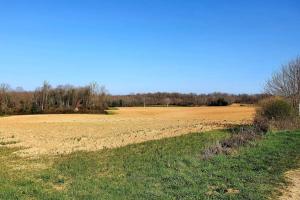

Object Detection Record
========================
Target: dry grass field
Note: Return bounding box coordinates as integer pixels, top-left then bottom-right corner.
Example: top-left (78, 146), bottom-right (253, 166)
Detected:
top-left (0, 104), bottom-right (255, 157)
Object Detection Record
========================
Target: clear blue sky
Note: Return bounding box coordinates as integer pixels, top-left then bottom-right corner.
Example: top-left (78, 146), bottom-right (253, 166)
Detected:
top-left (1, 0), bottom-right (299, 94)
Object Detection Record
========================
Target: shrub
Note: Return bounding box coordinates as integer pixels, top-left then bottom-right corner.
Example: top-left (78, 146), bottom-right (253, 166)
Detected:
top-left (207, 98), bottom-right (229, 106)
top-left (253, 115), bottom-right (270, 133)
top-left (31, 102), bottom-right (40, 114)
top-left (202, 126), bottom-right (260, 160)
top-left (258, 97), bottom-right (293, 120)
top-left (202, 141), bottom-right (225, 160)
top-left (222, 131), bottom-right (257, 147)
top-left (270, 117), bottom-right (300, 130)
top-left (255, 97), bottom-right (299, 131)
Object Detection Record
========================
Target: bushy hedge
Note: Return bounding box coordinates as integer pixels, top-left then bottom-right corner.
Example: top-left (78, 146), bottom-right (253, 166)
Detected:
top-left (207, 98), bottom-right (229, 106)
top-left (258, 97), bottom-right (293, 120)
top-left (255, 97), bottom-right (299, 130)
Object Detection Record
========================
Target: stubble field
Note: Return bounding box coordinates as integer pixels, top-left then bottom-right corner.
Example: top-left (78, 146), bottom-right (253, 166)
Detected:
top-left (0, 105), bottom-right (255, 157)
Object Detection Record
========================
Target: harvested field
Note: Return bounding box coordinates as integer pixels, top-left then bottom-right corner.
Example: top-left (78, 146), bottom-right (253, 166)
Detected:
top-left (0, 105), bottom-right (255, 157)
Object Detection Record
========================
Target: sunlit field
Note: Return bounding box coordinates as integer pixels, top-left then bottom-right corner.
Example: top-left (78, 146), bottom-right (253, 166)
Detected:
top-left (0, 105), bottom-right (255, 157)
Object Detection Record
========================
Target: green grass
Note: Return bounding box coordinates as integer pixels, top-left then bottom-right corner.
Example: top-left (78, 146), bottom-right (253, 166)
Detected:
top-left (0, 130), bottom-right (299, 199)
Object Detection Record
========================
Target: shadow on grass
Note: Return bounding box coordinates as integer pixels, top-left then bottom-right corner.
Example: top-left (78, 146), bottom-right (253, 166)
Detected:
top-left (0, 130), bottom-right (299, 200)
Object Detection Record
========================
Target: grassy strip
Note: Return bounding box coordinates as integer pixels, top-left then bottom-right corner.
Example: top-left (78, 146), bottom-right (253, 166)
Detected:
top-left (0, 130), bottom-right (299, 199)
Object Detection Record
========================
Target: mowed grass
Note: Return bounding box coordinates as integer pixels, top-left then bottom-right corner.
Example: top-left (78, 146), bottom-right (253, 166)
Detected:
top-left (0, 130), bottom-right (299, 200)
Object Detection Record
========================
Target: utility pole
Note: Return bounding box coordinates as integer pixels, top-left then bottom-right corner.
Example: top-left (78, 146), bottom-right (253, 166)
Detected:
top-left (143, 96), bottom-right (146, 108)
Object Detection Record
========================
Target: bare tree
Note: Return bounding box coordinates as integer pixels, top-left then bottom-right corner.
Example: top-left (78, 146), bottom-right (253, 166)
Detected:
top-left (266, 56), bottom-right (300, 113)
top-left (41, 81), bottom-right (51, 111)
top-left (163, 97), bottom-right (171, 107)
top-left (0, 81), bottom-right (108, 115)
top-left (0, 83), bottom-right (11, 114)
top-left (106, 92), bottom-right (266, 107)
top-left (88, 82), bottom-right (107, 111)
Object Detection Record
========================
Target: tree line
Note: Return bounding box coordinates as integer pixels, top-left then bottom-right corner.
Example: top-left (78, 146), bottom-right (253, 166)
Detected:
top-left (0, 82), bottom-right (107, 115)
top-left (107, 56), bottom-right (300, 109)
top-left (0, 81), bottom-right (268, 115)
top-left (2, 56), bottom-right (299, 115)
top-left (106, 92), bottom-right (268, 107)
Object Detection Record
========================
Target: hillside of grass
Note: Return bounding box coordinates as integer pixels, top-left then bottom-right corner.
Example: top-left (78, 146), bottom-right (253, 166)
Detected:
top-left (0, 130), bottom-right (299, 199)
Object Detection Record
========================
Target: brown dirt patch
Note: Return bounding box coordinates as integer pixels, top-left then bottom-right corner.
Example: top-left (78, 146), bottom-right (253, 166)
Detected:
top-left (0, 105), bottom-right (255, 157)
top-left (278, 168), bottom-right (300, 200)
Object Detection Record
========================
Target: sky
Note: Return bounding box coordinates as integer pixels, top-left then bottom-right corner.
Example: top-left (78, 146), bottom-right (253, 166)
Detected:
top-left (0, 0), bottom-right (300, 94)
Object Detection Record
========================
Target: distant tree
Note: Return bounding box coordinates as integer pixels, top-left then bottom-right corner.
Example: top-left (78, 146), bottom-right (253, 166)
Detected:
top-left (0, 82), bottom-right (108, 115)
top-left (41, 81), bottom-right (51, 111)
top-left (31, 102), bottom-right (39, 114)
top-left (207, 98), bottom-right (229, 106)
top-left (106, 92), bottom-right (265, 108)
top-left (163, 97), bottom-right (171, 107)
top-left (0, 83), bottom-right (11, 115)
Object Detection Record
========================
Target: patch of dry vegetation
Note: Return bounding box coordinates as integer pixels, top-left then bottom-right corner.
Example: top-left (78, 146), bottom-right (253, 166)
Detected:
top-left (279, 168), bottom-right (300, 200)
